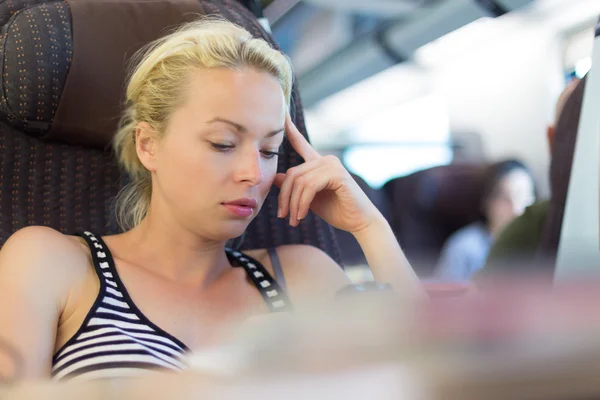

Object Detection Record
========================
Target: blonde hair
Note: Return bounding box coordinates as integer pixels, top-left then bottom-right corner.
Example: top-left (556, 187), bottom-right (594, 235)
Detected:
top-left (113, 18), bottom-right (293, 231)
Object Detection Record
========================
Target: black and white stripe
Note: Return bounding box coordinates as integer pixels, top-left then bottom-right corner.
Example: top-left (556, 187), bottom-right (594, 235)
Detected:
top-left (226, 250), bottom-right (291, 312)
top-left (51, 232), bottom-right (188, 381)
top-left (51, 231), bottom-right (291, 381)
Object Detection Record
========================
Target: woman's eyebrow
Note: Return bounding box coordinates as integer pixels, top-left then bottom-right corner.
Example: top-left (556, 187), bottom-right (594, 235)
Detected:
top-left (266, 128), bottom-right (285, 138)
top-left (207, 117), bottom-right (284, 137)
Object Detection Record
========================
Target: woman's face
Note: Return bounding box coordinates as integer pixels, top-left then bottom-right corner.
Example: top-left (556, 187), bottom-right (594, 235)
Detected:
top-left (142, 67), bottom-right (286, 241)
top-left (486, 169), bottom-right (536, 233)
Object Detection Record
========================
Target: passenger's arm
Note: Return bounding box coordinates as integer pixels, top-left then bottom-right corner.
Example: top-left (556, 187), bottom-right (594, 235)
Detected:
top-left (433, 238), bottom-right (470, 281)
top-left (0, 227), bottom-right (80, 379)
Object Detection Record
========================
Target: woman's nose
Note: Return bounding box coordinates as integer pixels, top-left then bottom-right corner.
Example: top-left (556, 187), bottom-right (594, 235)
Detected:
top-left (234, 149), bottom-right (264, 185)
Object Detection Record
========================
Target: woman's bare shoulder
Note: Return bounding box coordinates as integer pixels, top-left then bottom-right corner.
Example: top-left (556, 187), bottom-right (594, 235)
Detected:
top-left (246, 244), bottom-right (349, 301)
top-left (2, 225), bottom-right (88, 255)
top-left (0, 227), bottom-right (96, 377)
top-left (0, 226), bottom-right (92, 288)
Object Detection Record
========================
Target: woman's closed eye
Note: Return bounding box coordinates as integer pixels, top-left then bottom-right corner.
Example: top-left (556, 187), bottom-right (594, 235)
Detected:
top-left (210, 142), bottom-right (235, 152)
top-left (260, 150), bottom-right (283, 160)
top-left (209, 142), bottom-right (282, 160)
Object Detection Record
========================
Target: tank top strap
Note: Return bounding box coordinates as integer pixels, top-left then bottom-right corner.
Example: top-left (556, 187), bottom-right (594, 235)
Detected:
top-left (267, 247), bottom-right (286, 291)
top-left (226, 248), bottom-right (292, 313)
top-left (73, 231), bottom-right (189, 350)
top-left (76, 233), bottom-right (292, 314)
top-left (76, 231), bottom-right (125, 298)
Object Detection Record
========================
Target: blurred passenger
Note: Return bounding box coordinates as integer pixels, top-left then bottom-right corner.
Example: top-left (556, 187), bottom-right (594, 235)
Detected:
top-left (482, 78), bottom-right (581, 275)
top-left (434, 160), bottom-right (536, 281)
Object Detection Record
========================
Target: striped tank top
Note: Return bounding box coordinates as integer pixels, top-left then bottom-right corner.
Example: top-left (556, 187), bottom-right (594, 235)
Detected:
top-left (51, 231), bottom-right (291, 381)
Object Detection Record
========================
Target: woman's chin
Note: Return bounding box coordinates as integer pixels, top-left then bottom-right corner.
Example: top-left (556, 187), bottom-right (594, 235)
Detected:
top-left (190, 216), bottom-right (254, 243)
top-left (217, 222), bottom-right (251, 242)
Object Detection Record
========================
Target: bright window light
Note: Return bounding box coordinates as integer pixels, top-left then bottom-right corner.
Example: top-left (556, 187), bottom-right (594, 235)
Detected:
top-left (344, 145), bottom-right (453, 188)
top-left (350, 94), bottom-right (450, 144)
top-left (305, 64), bottom-right (429, 146)
top-left (415, 17), bottom-right (494, 66)
top-left (315, 92), bottom-right (453, 188)
top-left (575, 57), bottom-right (592, 78)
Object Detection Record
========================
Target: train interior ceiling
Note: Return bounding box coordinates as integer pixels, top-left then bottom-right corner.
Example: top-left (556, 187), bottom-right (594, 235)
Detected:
top-left (257, 0), bottom-right (600, 278)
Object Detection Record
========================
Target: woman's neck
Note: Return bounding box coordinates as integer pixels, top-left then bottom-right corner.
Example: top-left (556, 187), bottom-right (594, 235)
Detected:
top-left (114, 211), bottom-right (232, 288)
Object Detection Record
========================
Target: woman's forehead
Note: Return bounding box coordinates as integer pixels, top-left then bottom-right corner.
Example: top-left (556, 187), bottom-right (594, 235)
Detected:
top-left (178, 68), bottom-right (285, 121)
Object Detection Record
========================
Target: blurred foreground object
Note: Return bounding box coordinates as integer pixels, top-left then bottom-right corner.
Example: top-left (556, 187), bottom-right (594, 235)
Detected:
top-left (5, 277), bottom-right (600, 399)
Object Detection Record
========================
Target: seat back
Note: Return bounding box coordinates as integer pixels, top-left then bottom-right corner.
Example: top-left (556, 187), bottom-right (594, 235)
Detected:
top-left (0, 0), bottom-right (341, 264)
top-left (382, 164), bottom-right (487, 276)
top-left (538, 76), bottom-right (587, 271)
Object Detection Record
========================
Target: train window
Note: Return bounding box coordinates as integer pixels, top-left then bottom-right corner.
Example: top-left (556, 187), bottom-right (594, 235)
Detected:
top-left (343, 144), bottom-right (452, 188)
top-left (308, 92), bottom-right (453, 187)
top-left (563, 25), bottom-right (595, 79)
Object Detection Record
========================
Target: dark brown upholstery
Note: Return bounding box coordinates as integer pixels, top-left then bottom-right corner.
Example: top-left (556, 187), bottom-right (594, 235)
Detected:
top-left (536, 77), bottom-right (587, 269)
top-left (0, 0), bottom-right (342, 265)
top-left (0, 122), bottom-right (121, 240)
top-left (382, 164), bottom-right (487, 276)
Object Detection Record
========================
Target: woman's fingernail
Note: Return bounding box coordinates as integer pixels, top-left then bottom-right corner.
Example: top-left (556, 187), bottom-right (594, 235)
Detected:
top-left (277, 209), bottom-right (283, 218)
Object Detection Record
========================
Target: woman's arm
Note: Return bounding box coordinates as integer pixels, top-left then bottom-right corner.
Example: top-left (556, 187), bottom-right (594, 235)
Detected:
top-left (0, 227), bottom-right (84, 379)
top-left (352, 214), bottom-right (423, 298)
top-left (265, 245), bottom-right (349, 307)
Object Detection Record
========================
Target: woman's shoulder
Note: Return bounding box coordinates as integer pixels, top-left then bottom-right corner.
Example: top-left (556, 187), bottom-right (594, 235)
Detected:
top-left (243, 244), bottom-right (343, 274)
top-left (0, 226), bottom-right (93, 287)
top-left (243, 244), bottom-right (349, 301)
top-left (2, 226), bottom-right (88, 255)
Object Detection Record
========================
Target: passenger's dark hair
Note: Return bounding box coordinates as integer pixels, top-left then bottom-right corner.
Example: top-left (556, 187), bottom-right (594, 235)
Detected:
top-left (479, 159), bottom-right (534, 224)
top-left (536, 76), bottom-right (587, 269)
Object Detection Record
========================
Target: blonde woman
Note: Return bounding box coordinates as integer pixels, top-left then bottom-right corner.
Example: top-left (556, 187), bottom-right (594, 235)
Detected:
top-left (0, 19), bottom-right (420, 380)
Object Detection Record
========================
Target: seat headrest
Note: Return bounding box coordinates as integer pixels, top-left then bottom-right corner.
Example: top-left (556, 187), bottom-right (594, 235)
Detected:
top-left (0, 0), bottom-right (267, 148)
top-left (384, 164), bottom-right (487, 223)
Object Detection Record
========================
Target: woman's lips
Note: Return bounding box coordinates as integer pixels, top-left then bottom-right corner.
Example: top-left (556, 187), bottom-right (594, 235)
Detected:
top-left (222, 204), bottom-right (254, 217)
top-left (222, 198), bottom-right (257, 218)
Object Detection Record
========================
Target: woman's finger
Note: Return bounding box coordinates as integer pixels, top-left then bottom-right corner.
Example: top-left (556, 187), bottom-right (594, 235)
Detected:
top-left (277, 160), bottom-right (321, 218)
top-left (285, 114), bottom-right (321, 162)
top-left (296, 169), bottom-right (328, 222)
top-left (288, 166), bottom-right (329, 226)
top-left (288, 182), bottom-right (305, 227)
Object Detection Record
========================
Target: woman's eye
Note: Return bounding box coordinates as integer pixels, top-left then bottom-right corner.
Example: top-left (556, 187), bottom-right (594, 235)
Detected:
top-left (210, 143), bottom-right (234, 152)
top-left (261, 150), bottom-right (283, 160)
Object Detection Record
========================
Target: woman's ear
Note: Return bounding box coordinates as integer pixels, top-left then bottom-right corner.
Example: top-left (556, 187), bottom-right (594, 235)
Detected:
top-left (135, 122), bottom-right (159, 172)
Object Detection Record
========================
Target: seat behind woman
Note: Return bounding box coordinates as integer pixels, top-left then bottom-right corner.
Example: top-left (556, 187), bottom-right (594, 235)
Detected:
top-left (0, 0), bottom-right (341, 263)
top-left (382, 164), bottom-right (487, 276)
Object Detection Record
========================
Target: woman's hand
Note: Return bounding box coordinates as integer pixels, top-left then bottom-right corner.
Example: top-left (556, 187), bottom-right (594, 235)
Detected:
top-left (274, 114), bottom-right (382, 233)
top-left (274, 115), bottom-right (421, 295)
